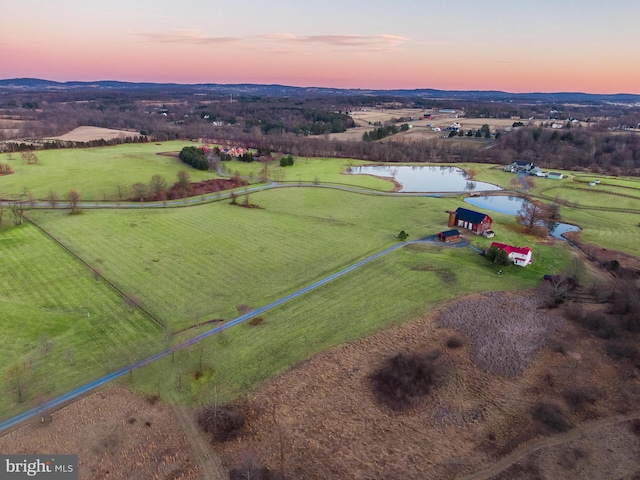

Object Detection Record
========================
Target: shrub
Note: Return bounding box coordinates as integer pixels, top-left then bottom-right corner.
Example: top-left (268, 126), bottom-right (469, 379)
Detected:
top-left (437, 291), bottom-right (564, 376)
top-left (279, 154), bottom-right (294, 167)
top-left (557, 447), bottom-right (588, 470)
top-left (579, 312), bottom-right (620, 339)
top-left (564, 303), bottom-right (583, 321)
top-left (531, 402), bottom-right (570, 433)
top-left (370, 352), bottom-right (442, 411)
top-left (446, 335), bottom-right (464, 349)
top-left (562, 386), bottom-right (599, 410)
top-left (196, 404), bottom-right (245, 442)
top-left (606, 339), bottom-right (640, 365)
top-left (249, 317), bottom-right (264, 327)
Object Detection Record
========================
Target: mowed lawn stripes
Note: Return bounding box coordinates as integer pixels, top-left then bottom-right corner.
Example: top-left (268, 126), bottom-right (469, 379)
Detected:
top-left (28, 189), bottom-right (444, 330)
top-left (0, 224), bottom-right (162, 419)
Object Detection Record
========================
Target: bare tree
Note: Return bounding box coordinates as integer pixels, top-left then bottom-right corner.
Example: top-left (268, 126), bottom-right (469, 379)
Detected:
top-left (177, 170), bottom-right (191, 197)
top-left (5, 363), bottom-right (31, 403)
top-left (132, 182), bottom-right (147, 202)
top-left (465, 168), bottom-right (478, 180)
top-left (66, 189), bottom-right (80, 214)
top-left (10, 197), bottom-right (25, 225)
top-left (39, 334), bottom-right (54, 359)
top-left (114, 184), bottom-right (127, 203)
top-left (148, 174), bottom-right (167, 201)
top-left (517, 200), bottom-right (548, 232)
top-left (47, 190), bottom-right (59, 208)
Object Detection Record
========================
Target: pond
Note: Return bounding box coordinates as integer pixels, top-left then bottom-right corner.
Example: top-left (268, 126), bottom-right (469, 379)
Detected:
top-left (346, 165), bottom-right (502, 193)
top-left (464, 195), bottom-right (580, 240)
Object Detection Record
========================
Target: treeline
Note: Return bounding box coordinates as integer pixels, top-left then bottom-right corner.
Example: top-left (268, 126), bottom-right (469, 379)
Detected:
top-left (362, 124), bottom-right (409, 141)
top-left (492, 125), bottom-right (640, 175)
top-left (2, 88), bottom-right (640, 174)
top-left (2, 135), bottom-right (148, 152)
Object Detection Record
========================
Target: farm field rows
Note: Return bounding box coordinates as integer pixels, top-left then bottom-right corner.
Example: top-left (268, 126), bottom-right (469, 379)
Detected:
top-left (27, 189), bottom-right (463, 330)
top-left (0, 223), bottom-right (163, 419)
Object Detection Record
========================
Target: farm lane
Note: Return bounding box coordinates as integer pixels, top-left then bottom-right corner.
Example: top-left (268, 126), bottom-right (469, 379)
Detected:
top-left (1, 180), bottom-right (467, 212)
top-left (0, 233), bottom-right (449, 434)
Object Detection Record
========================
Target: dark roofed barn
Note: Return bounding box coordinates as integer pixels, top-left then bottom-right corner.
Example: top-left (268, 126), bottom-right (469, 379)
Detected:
top-left (437, 229), bottom-right (461, 242)
top-left (448, 207), bottom-right (493, 235)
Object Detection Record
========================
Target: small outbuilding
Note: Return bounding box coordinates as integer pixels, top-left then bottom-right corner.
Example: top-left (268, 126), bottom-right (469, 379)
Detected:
top-left (437, 229), bottom-right (461, 242)
top-left (548, 172), bottom-right (564, 180)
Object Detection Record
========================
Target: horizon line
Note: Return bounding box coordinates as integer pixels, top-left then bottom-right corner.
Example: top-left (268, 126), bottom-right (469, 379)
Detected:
top-left (1, 77), bottom-right (639, 97)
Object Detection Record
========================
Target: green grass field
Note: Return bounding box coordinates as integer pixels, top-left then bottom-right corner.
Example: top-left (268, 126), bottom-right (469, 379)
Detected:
top-left (1, 142), bottom-right (636, 420)
top-left (27, 189), bottom-right (476, 330)
top-left (130, 238), bottom-right (573, 405)
top-left (0, 223), bottom-right (162, 418)
top-left (0, 141), bottom-right (214, 201)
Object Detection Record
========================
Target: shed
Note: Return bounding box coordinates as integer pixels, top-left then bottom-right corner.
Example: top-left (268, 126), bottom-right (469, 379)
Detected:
top-left (437, 229), bottom-right (461, 242)
top-left (548, 172), bottom-right (564, 180)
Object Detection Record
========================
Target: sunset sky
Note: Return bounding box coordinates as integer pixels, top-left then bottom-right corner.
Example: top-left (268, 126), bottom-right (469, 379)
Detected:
top-left (2, 0), bottom-right (639, 94)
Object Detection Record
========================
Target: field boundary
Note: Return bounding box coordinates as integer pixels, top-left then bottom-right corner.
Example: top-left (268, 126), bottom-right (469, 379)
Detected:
top-left (24, 214), bottom-right (167, 329)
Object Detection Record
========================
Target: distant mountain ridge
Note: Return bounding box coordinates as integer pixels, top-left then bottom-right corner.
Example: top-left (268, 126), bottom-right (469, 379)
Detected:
top-left (1, 78), bottom-right (639, 103)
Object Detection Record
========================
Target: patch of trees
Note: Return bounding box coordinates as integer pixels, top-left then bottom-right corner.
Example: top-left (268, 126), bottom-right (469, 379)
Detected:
top-left (492, 124), bottom-right (640, 175)
top-left (485, 246), bottom-right (511, 266)
top-left (178, 146), bottom-right (209, 170)
top-left (1, 136), bottom-right (148, 152)
top-left (370, 351), bottom-right (444, 411)
top-left (362, 124), bottom-right (399, 141)
top-left (279, 154), bottom-right (294, 167)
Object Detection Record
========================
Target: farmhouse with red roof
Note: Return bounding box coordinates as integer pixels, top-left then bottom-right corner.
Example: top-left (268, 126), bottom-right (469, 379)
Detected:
top-left (490, 242), bottom-right (533, 267)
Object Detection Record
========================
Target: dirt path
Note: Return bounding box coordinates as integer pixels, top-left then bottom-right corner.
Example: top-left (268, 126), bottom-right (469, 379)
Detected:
top-left (170, 404), bottom-right (228, 480)
top-left (458, 412), bottom-right (640, 480)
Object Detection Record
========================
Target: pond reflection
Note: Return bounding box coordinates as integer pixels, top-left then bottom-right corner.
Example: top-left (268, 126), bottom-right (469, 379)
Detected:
top-left (346, 165), bottom-right (502, 193)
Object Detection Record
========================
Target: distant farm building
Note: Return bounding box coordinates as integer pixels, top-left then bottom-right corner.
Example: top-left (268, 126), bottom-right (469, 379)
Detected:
top-left (505, 161), bottom-right (534, 173)
top-left (547, 172), bottom-right (564, 180)
top-left (448, 207), bottom-right (493, 235)
top-left (436, 229), bottom-right (461, 242)
top-left (490, 242), bottom-right (532, 267)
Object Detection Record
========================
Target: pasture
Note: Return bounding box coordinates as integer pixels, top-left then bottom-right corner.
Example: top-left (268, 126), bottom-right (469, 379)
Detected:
top-left (27, 189), bottom-right (470, 330)
top-left (129, 237), bottom-right (572, 406)
top-left (0, 141), bottom-right (213, 201)
top-left (0, 223), bottom-right (162, 419)
top-left (2, 141), bottom-right (638, 422)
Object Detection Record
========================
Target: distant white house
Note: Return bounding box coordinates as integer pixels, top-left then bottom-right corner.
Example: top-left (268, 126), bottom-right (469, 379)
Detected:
top-left (551, 122), bottom-right (564, 129)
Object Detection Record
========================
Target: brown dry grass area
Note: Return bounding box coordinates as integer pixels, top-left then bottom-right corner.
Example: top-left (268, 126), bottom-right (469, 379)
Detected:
top-left (218, 291), bottom-right (640, 479)
top-left (48, 126), bottom-right (142, 142)
top-left (0, 388), bottom-right (201, 480)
